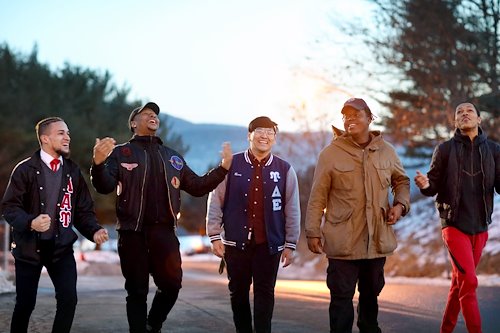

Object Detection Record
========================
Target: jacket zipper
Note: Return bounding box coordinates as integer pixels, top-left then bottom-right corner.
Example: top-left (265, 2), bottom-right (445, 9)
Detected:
top-left (135, 150), bottom-right (148, 231)
top-left (362, 148), bottom-right (371, 252)
top-left (479, 147), bottom-right (488, 223)
top-left (158, 151), bottom-right (177, 228)
top-left (470, 144), bottom-right (477, 219)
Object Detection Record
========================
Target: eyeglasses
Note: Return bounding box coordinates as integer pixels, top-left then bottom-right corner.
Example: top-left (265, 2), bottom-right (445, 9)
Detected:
top-left (253, 128), bottom-right (276, 137)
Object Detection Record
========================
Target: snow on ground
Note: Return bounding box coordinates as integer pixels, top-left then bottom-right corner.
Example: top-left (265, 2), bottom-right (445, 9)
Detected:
top-left (179, 253), bottom-right (500, 287)
top-left (2, 251), bottom-right (500, 295)
top-left (1, 195), bottom-right (500, 295)
top-left (0, 271), bottom-right (15, 294)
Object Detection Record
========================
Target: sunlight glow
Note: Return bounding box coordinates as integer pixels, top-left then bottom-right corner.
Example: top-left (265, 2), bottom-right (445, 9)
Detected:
top-left (285, 68), bottom-right (354, 132)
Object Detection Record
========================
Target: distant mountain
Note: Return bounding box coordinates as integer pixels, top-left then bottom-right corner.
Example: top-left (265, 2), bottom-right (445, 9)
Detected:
top-left (163, 114), bottom-right (428, 196)
top-left (165, 115), bottom-right (249, 173)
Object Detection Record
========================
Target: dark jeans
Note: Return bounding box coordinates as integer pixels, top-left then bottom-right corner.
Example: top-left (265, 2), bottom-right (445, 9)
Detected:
top-left (11, 244), bottom-right (77, 333)
top-left (118, 225), bottom-right (182, 333)
top-left (224, 243), bottom-right (281, 333)
top-left (327, 257), bottom-right (386, 333)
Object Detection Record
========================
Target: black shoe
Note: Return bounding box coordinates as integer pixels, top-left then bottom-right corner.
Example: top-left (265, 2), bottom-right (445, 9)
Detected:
top-left (146, 324), bottom-right (161, 333)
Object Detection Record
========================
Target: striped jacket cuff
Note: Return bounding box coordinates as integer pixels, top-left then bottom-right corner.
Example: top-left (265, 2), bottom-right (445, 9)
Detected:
top-left (209, 234), bottom-right (221, 242)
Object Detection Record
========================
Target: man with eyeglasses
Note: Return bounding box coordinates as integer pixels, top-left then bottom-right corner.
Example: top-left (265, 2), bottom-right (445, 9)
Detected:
top-left (305, 98), bottom-right (410, 333)
top-left (206, 116), bottom-right (300, 333)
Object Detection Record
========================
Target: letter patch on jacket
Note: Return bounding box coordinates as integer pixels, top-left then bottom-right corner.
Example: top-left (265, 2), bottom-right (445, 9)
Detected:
top-left (170, 156), bottom-right (184, 170)
top-left (272, 185), bottom-right (282, 211)
top-left (269, 171), bottom-right (280, 182)
top-left (59, 177), bottom-right (73, 228)
top-left (121, 163), bottom-right (138, 171)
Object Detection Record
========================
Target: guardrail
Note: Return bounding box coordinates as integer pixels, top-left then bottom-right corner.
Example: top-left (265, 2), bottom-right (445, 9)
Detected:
top-left (1, 218), bottom-right (10, 273)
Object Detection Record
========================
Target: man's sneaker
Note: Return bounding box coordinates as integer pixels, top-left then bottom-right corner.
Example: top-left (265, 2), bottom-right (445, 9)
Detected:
top-left (146, 324), bottom-right (161, 333)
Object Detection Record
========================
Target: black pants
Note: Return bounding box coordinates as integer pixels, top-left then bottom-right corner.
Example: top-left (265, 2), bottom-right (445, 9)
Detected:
top-left (118, 225), bottom-right (182, 333)
top-left (11, 245), bottom-right (77, 333)
top-left (327, 258), bottom-right (386, 333)
top-left (225, 243), bottom-right (281, 333)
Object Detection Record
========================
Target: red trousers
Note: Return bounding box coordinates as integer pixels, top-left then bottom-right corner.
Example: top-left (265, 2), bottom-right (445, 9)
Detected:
top-left (440, 226), bottom-right (488, 333)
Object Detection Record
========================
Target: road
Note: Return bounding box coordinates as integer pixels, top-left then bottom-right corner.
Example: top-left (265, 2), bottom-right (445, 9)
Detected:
top-left (0, 259), bottom-right (499, 332)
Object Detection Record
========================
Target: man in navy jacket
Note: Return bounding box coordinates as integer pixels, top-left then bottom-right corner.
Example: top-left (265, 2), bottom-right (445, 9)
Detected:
top-left (206, 116), bottom-right (300, 333)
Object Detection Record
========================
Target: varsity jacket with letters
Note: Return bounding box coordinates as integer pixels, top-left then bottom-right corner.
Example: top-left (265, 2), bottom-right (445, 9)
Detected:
top-left (206, 150), bottom-right (301, 255)
top-left (1, 151), bottom-right (103, 265)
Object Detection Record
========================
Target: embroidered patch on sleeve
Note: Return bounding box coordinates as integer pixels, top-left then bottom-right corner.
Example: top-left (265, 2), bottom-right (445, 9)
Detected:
top-left (120, 146), bottom-right (132, 157)
top-left (169, 156), bottom-right (184, 170)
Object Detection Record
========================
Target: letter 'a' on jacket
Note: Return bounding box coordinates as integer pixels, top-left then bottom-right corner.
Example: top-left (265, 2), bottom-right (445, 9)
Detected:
top-left (305, 130), bottom-right (411, 260)
top-left (206, 150), bottom-right (301, 255)
top-left (1, 150), bottom-right (103, 265)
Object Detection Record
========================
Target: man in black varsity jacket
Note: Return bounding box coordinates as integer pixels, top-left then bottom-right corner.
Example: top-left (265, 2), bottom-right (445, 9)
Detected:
top-left (206, 116), bottom-right (301, 333)
top-left (1, 117), bottom-right (109, 333)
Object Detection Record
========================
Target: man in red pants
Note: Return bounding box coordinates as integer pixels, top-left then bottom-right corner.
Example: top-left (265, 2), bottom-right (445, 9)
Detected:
top-left (415, 102), bottom-right (500, 333)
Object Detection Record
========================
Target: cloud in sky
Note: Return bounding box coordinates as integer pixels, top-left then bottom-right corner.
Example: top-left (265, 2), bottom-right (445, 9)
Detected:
top-left (0, 0), bottom-right (373, 131)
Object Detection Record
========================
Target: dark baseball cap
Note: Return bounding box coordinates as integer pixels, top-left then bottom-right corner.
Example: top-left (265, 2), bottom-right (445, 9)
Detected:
top-left (248, 116), bottom-right (278, 132)
top-left (128, 102), bottom-right (160, 132)
top-left (341, 98), bottom-right (372, 116)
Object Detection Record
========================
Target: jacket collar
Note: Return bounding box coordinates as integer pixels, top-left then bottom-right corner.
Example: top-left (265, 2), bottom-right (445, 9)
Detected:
top-left (130, 135), bottom-right (163, 146)
top-left (453, 127), bottom-right (486, 145)
top-left (333, 128), bottom-right (383, 151)
top-left (244, 149), bottom-right (274, 166)
top-left (22, 150), bottom-right (69, 172)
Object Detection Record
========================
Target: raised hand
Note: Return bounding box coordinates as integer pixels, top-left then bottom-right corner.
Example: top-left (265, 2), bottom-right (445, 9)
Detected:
top-left (220, 142), bottom-right (233, 170)
top-left (93, 137), bottom-right (116, 165)
top-left (414, 170), bottom-right (430, 189)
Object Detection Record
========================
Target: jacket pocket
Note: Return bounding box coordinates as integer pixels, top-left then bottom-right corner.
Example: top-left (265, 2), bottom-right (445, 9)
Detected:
top-left (11, 231), bottom-right (39, 263)
top-left (332, 163), bottom-right (355, 190)
top-left (373, 212), bottom-right (397, 254)
top-left (321, 210), bottom-right (353, 257)
top-left (374, 160), bottom-right (391, 189)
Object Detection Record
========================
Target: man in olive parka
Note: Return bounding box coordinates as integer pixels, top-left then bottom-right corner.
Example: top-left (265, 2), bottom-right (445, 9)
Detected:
top-left (305, 98), bottom-right (410, 333)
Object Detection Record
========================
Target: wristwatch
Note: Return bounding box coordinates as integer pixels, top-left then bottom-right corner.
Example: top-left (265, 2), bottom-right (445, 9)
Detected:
top-left (397, 202), bottom-right (407, 215)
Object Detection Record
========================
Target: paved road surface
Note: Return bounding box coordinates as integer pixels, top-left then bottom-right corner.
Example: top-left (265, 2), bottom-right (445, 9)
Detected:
top-left (1, 259), bottom-right (499, 332)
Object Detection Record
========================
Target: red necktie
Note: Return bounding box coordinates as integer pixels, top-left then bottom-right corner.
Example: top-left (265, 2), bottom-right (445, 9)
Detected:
top-left (50, 158), bottom-right (60, 172)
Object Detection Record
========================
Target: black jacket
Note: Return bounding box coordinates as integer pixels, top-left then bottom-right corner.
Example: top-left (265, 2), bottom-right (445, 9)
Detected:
top-left (1, 150), bottom-right (103, 265)
top-left (90, 135), bottom-right (227, 231)
top-left (421, 129), bottom-right (500, 231)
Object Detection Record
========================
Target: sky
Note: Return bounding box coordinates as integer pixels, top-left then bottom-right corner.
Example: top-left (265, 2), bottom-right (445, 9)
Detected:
top-left (0, 0), bottom-right (375, 132)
